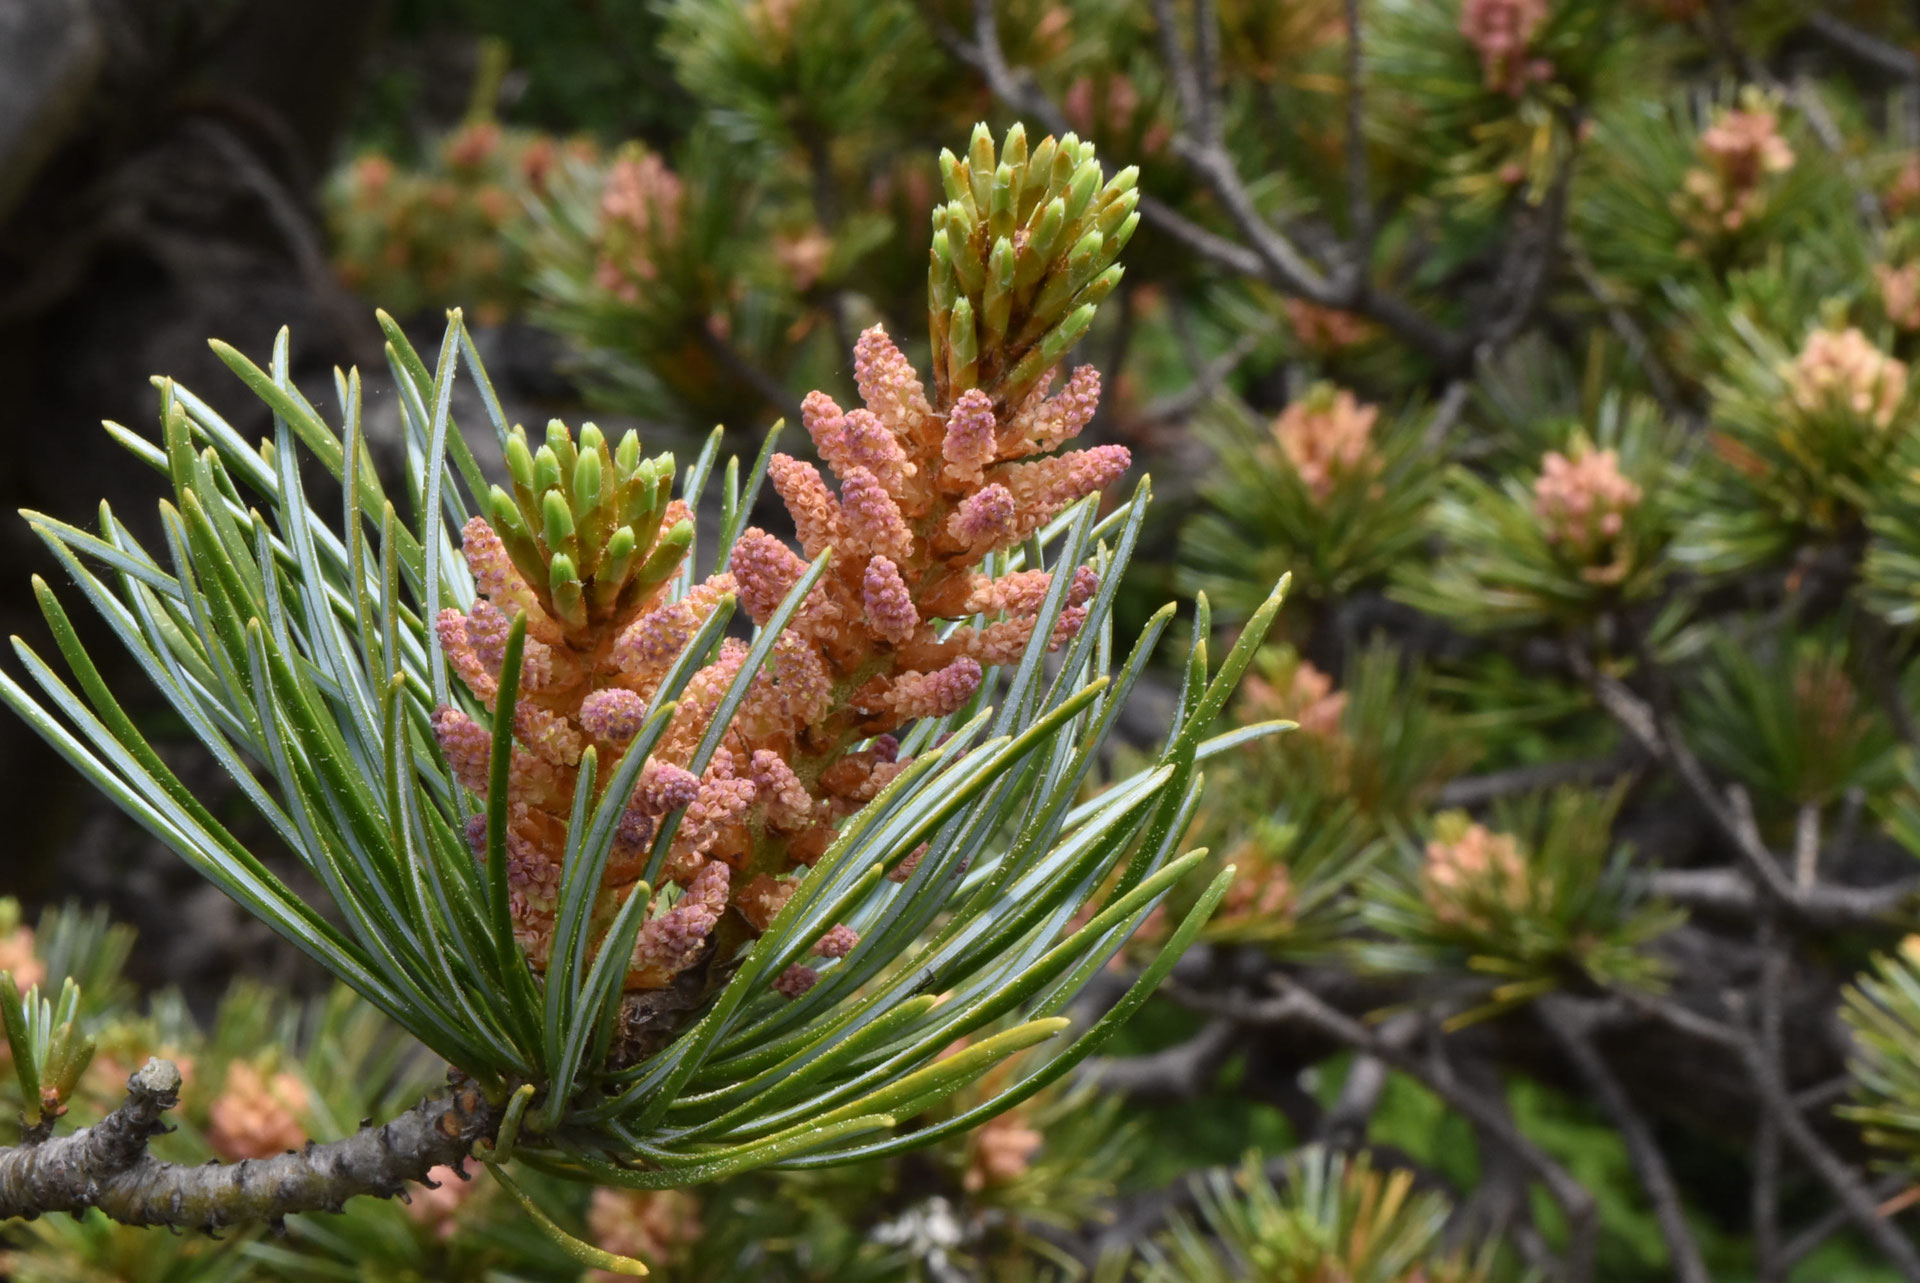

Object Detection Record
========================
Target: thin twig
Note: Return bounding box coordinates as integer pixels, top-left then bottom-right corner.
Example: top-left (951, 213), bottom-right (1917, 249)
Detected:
top-left (1648, 998), bottom-right (1920, 1281)
top-left (1341, 0), bottom-right (1373, 259)
top-left (1130, 330), bottom-right (1264, 428)
top-left (1784, 1174), bottom-right (1917, 1270)
top-left (1150, 0), bottom-right (1205, 142)
top-left (941, 0), bottom-right (1271, 281)
top-left (1804, 12), bottom-right (1920, 79)
top-left (1793, 802), bottom-right (1822, 890)
top-left (1422, 378), bottom-right (1473, 451)
top-left (950, 0), bottom-right (1470, 360)
top-left (1754, 917), bottom-right (1786, 1283)
top-left (1567, 241), bottom-right (1687, 421)
top-left (1539, 1000), bottom-right (1711, 1283)
top-left (1643, 866), bottom-right (1920, 921)
top-left (1570, 643), bottom-right (1919, 926)
top-left (1436, 749), bottom-right (1637, 809)
top-left (1791, 75), bottom-right (1888, 243)
top-left (694, 325), bottom-right (806, 427)
top-left (1079, 1018), bottom-right (1239, 1101)
top-left (1270, 978), bottom-right (1598, 1283)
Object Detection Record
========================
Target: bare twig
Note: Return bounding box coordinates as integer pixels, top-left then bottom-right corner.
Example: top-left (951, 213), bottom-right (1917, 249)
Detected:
top-left (1752, 915), bottom-right (1787, 1283)
top-left (1271, 978), bottom-right (1598, 1283)
top-left (1567, 241), bottom-right (1687, 421)
top-left (1648, 998), bottom-right (1920, 1281)
top-left (1436, 749), bottom-right (1638, 809)
top-left (1644, 866), bottom-right (1920, 921)
top-left (694, 324), bottom-right (806, 427)
top-left (1804, 13), bottom-right (1920, 80)
top-left (187, 120), bottom-right (380, 367)
top-left (1539, 1000), bottom-right (1710, 1283)
top-left (1793, 802), bottom-right (1822, 890)
top-left (1321, 1044), bottom-right (1397, 1147)
top-left (1130, 330), bottom-right (1264, 428)
top-left (0, 1060), bottom-right (498, 1230)
top-left (1479, 146), bottom-right (1579, 353)
top-left (1150, 0), bottom-right (1205, 143)
top-left (1079, 1018), bottom-right (1239, 1101)
top-left (1569, 643), bottom-right (1919, 927)
top-left (940, 0), bottom-right (1271, 280)
top-left (1791, 75), bottom-right (1888, 243)
top-left (1148, 0), bottom-right (1330, 294)
top-left (1422, 377), bottom-right (1474, 451)
top-left (1341, 0), bottom-right (1373, 259)
top-left (1784, 1174), bottom-right (1918, 1270)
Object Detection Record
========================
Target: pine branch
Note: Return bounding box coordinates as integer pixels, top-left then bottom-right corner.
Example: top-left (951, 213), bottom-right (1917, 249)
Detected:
top-left (0, 1059), bottom-right (499, 1231)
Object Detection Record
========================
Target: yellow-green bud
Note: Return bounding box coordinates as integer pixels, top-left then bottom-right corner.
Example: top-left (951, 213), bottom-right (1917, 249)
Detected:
top-left (1072, 264), bottom-right (1125, 316)
top-left (939, 148), bottom-right (968, 204)
top-left (506, 432), bottom-right (536, 493)
top-left (45, 1020), bottom-right (94, 1101)
top-left (967, 122), bottom-right (996, 212)
top-left (983, 237), bottom-right (1016, 345)
top-left (1019, 198), bottom-right (1067, 289)
top-left (944, 199), bottom-right (976, 254)
top-left (1064, 160), bottom-right (1102, 223)
top-left (545, 419), bottom-right (577, 480)
top-left (489, 485), bottom-right (527, 537)
top-left (489, 486), bottom-right (549, 593)
top-left (549, 553), bottom-right (585, 628)
top-left (635, 518), bottom-right (693, 589)
top-left (542, 489), bottom-right (576, 550)
top-left (951, 220), bottom-right (986, 298)
top-left (614, 430), bottom-right (640, 476)
top-left (1003, 122), bottom-right (1028, 181)
top-left (1046, 135), bottom-right (1079, 203)
top-left (947, 295), bottom-right (979, 393)
top-left (650, 455), bottom-right (676, 513)
top-left (533, 444), bottom-right (563, 495)
top-left (1031, 230), bottom-right (1104, 327)
top-left (991, 162), bottom-right (1017, 242)
top-left (1022, 135), bottom-right (1056, 220)
top-left (573, 449), bottom-right (603, 517)
top-left (1095, 188), bottom-right (1139, 240)
top-left (621, 456), bottom-right (666, 529)
top-left (1040, 302), bottom-right (1096, 366)
top-left (593, 525), bottom-right (638, 607)
top-left (930, 238), bottom-right (959, 313)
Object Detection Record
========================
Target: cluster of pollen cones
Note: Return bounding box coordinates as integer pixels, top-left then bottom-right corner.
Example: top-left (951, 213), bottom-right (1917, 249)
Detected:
top-left (431, 325), bottom-right (1126, 994)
